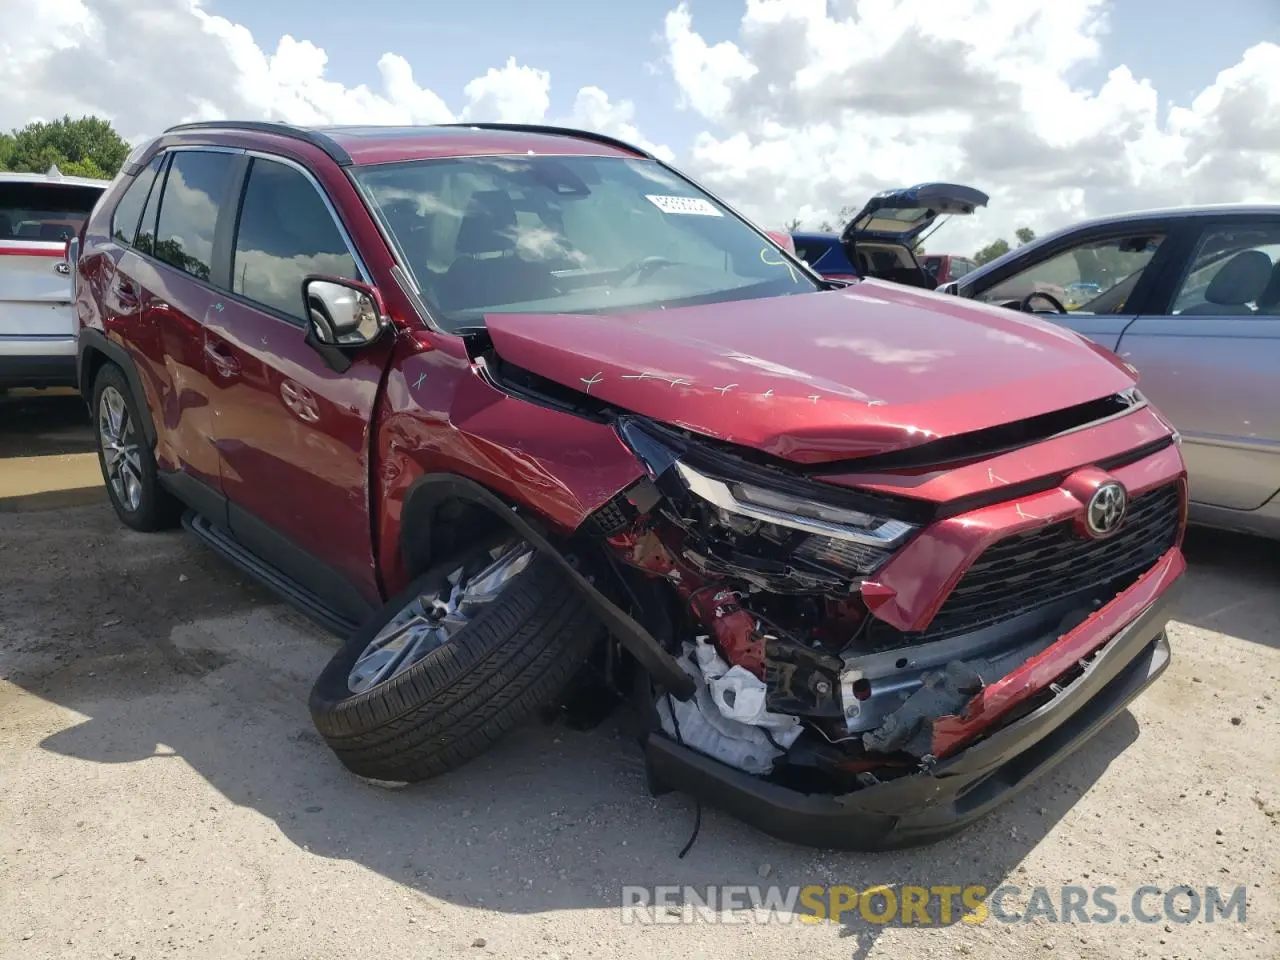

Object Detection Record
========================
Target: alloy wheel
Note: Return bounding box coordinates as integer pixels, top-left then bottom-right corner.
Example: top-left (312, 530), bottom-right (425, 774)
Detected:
top-left (347, 541), bottom-right (535, 694)
top-left (98, 385), bottom-right (143, 512)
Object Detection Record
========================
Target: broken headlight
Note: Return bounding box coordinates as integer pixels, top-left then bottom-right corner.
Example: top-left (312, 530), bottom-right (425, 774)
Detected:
top-left (618, 418), bottom-right (919, 580)
top-left (673, 462), bottom-right (915, 575)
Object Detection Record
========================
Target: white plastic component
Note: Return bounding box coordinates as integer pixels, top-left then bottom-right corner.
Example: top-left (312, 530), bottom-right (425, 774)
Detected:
top-left (709, 666), bottom-right (802, 742)
top-left (656, 644), bottom-right (802, 776)
top-left (694, 636), bottom-right (728, 681)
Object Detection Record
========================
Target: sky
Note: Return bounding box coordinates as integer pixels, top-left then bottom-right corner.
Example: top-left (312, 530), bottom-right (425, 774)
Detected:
top-left (5, 0), bottom-right (1279, 253)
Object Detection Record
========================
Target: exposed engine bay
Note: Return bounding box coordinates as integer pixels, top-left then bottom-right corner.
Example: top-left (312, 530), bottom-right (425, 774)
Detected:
top-left (590, 415), bottom-right (1181, 796)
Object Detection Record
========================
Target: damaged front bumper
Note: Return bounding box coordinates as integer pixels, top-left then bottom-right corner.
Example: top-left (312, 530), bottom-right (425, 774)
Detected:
top-left (642, 549), bottom-right (1184, 850)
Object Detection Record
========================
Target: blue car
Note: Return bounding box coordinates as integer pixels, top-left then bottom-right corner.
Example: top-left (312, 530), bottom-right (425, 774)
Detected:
top-left (792, 182), bottom-right (989, 289)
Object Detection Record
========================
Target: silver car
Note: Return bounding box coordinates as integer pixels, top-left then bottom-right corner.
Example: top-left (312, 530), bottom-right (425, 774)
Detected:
top-left (0, 169), bottom-right (108, 389)
top-left (945, 204), bottom-right (1280, 540)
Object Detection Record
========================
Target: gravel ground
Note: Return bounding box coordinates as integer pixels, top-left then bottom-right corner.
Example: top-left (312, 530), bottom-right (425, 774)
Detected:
top-left (0, 394), bottom-right (1277, 959)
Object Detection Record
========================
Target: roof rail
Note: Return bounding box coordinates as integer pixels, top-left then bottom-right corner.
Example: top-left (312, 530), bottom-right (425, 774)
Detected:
top-left (432, 123), bottom-right (652, 160)
top-left (161, 121), bottom-right (353, 166)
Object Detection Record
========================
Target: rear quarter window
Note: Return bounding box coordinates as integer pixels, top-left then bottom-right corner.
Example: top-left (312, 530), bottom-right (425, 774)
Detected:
top-left (0, 181), bottom-right (104, 243)
top-left (111, 157), bottom-right (164, 247)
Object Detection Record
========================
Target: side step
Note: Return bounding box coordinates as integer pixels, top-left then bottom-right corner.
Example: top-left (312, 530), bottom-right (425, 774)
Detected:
top-left (182, 511), bottom-right (359, 638)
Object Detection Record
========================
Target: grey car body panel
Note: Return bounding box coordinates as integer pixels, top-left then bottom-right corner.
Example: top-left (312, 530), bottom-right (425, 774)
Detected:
top-left (955, 204), bottom-right (1280, 538)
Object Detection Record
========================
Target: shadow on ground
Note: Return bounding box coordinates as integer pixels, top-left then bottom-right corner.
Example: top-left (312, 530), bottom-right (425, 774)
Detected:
top-left (0, 389), bottom-right (103, 512)
top-left (8, 523), bottom-right (1148, 953)
top-left (5, 490), bottom-right (1274, 950)
top-left (0, 389), bottom-right (94, 458)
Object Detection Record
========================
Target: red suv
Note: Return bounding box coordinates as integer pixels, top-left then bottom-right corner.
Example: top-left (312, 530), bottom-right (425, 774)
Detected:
top-left (74, 121), bottom-right (1187, 850)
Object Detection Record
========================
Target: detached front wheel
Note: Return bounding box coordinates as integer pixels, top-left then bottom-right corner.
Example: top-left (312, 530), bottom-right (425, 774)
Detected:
top-left (309, 539), bottom-right (604, 782)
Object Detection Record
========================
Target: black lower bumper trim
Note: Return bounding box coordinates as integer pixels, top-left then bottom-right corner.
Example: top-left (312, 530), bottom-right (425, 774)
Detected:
top-left (644, 577), bottom-right (1181, 850)
top-left (0, 353), bottom-right (77, 388)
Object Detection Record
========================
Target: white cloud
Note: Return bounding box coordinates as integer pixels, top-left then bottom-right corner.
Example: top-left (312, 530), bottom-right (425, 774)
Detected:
top-left (663, 0), bottom-right (1280, 249)
top-left (459, 58), bottom-right (551, 124)
top-left (5, 0), bottom-right (1277, 259)
top-left (0, 0), bottom-right (668, 158)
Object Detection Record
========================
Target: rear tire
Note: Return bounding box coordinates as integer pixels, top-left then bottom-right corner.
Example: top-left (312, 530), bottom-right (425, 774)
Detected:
top-left (309, 543), bottom-right (605, 782)
top-left (92, 363), bottom-right (181, 531)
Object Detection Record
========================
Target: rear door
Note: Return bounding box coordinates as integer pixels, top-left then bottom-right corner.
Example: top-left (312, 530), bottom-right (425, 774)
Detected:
top-left (1116, 217), bottom-right (1280, 511)
top-left (200, 153), bottom-right (391, 613)
top-left (0, 177), bottom-right (105, 356)
top-left (117, 148), bottom-right (241, 515)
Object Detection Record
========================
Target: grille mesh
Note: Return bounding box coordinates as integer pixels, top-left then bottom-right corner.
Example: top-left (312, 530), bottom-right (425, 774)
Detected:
top-left (869, 482), bottom-right (1181, 646)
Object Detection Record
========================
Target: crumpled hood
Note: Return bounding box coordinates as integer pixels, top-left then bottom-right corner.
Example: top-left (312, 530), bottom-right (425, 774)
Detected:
top-left (483, 280), bottom-right (1137, 465)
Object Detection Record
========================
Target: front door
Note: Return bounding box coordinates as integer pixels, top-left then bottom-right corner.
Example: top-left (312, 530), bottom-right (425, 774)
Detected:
top-left (200, 154), bottom-right (392, 616)
top-left (1117, 219), bottom-right (1280, 511)
top-left (964, 228), bottom-right (1172, 350)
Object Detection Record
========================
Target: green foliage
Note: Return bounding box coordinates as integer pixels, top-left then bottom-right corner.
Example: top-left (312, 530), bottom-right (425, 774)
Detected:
top-left (974, 225), bottom-right (1037, 264)
top-left (974, 237), bottom-right (1011, 264)
top-left (0, 115), bottom-right (128, 179)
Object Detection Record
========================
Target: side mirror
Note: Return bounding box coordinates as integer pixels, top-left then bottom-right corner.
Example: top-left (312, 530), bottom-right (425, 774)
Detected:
top-left (936, 281), bottom-right (959, 296)
top-left (302, 276), bottom-right (389, 348)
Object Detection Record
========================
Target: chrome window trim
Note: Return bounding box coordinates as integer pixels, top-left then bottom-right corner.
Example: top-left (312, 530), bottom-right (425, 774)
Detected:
top-left (165, 144), bottom-right (245, 155)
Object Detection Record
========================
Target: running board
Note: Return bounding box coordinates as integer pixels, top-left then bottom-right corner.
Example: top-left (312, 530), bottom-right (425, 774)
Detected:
top-left (182, 511), bottom-right (359, 638)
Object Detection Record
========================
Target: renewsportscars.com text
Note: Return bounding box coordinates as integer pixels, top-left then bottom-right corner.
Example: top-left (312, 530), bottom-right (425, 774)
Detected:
top-left (620, 884), bottom-right (1248, 926)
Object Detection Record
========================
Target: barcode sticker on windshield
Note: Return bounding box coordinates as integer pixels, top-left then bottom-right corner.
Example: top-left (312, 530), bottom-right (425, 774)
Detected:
top-left (645, 195), bottom-right (724, 217)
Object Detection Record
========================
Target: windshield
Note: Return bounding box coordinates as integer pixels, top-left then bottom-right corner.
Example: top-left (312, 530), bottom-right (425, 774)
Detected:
top-left (352, 155), bottom-right (818, 331)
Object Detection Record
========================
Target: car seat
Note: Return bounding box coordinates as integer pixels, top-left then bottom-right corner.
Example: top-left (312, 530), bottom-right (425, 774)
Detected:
top-left (437, 190), bottom-right (555, 311)
top-left (1181, 249), bottom-right (1272, 315)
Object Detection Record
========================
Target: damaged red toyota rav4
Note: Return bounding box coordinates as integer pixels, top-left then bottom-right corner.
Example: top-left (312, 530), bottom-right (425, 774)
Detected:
top-left (74, 122), bottom-right (1187, 849)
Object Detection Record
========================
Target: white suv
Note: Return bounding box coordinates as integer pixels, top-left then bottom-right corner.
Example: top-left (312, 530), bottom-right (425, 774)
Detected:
top-left (1, 168), bottom-right (108, 389)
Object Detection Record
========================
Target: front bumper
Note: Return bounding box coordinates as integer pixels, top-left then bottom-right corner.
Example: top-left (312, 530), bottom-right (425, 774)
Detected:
top-left (643, 551), bottom-right (1183, 851)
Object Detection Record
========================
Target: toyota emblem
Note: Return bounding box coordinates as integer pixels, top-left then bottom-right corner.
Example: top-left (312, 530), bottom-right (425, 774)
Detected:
top-left (1085, 481), bottom-right (1128, 537)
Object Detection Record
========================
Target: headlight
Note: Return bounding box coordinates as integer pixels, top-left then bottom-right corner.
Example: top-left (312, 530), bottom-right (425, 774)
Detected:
top-left (674, 461), bottom-right (915, 548)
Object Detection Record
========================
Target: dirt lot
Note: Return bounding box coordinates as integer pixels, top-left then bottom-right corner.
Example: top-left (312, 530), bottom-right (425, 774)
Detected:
top-left (1, 392), bottom-right (1278, 960)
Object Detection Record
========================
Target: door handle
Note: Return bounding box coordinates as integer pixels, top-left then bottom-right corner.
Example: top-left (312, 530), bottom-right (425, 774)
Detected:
top-left (204, 342), bottom-right (241, 376)
top-left (112, 277), bottom-right (140, 310)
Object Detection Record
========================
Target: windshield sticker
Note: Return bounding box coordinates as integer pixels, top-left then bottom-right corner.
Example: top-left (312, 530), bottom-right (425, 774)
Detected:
top-left (645, 195), bottom-right (724, 217)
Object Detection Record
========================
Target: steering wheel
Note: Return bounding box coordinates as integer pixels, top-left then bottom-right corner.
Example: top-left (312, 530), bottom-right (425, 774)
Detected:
top-left (614, 255), bottom-right (678, 286)
top-left (1020, 291), bottom-right (1068, 314)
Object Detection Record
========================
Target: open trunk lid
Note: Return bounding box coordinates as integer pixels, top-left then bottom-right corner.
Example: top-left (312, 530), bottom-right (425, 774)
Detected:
top-left (839, 183), bottom-right (989, 247)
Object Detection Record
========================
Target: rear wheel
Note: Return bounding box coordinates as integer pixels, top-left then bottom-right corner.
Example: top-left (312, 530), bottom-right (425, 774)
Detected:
top-left (92, 364), bottom-right (181, 531)
top-left (309, 538), bottom-right (605, 782)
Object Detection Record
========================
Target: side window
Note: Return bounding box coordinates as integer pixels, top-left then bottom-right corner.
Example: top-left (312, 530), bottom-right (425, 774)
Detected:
top-left (1169, 224), bottom-right (1280, 316)
top-left (135, 155), bottom-right (168, 257)
top-left (793, 241), bottom-right (823, 265)
top-left (977, 233), bottom-right (1163, 314)
top-left (154, 150), bottom-right (236, 281)
top-left (111, 156), bottom-right (163, 246)
top-left (231, 158), bottom-right (359, 322)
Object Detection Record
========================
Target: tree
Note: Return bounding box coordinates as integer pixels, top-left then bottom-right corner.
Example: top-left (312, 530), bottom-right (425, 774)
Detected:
top-left (1015, 226), bottom-right (1036, 246)
top-left (784, 217), bottom-right (802, 232)
top-left (1, 115), bottom-right (129, 179)
top-left (974, 238), bottom-right (1011, 265)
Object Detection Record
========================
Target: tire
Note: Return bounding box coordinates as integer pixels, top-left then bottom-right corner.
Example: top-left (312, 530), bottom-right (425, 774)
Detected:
top-left (309, 545), bottom-right (605, 782)
top-left (92, 363), bottom-right (182, 531)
